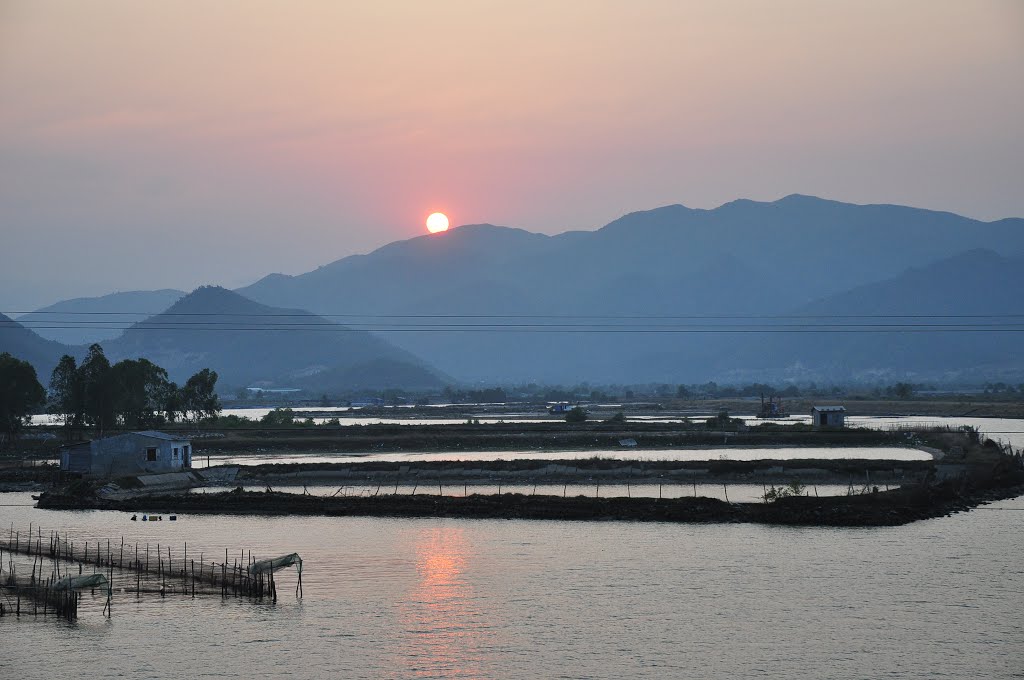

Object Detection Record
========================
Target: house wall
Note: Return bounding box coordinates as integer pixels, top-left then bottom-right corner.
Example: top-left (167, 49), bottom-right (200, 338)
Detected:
top-left (60, 443), bottom-right (91, 473)
top-left (87, 435), bottom-right (190, 478)
top-left (811, 409), bottom-right (845, 428)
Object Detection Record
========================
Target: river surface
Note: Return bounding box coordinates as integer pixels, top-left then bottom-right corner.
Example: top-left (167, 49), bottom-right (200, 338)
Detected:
top-left (2, 491), bottom-right (1022, 679)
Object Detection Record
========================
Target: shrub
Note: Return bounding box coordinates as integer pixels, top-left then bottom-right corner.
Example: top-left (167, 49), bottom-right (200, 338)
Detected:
top-left (565, 406), bottom-right (588, 423)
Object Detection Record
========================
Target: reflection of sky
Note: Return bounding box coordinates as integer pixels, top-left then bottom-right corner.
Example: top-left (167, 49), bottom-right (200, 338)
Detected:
top-left (205, 447), bottom-right (931, 467)
top-left (25, 413), bottom-right (1024, 463)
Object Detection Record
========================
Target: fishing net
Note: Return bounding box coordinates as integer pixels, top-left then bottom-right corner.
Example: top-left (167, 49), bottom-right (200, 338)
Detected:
top-left (52, 573), bottom-right (110, 591)
top-left (251, 553), bottom-right (302, 575)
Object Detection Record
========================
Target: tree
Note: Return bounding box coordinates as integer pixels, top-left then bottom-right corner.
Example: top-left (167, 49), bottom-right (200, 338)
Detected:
top-left (565, 406), bottom-right (588, 423)
top-left (180, 368), bottom-right (221, 422)
top-left (110, 358), bottom-right (172, 428)
top-left (0, 352), bottom-right (46, 446)
top-left (78, 344), bottom-right (115, 435)
top-left (260, 407), bottom-right (295, 427)
top-left (676, 385), bottom-right (691, 399)
top-left (890, 382), bottom-right (914, 400)
top-left (49, 354), bottom-right (84, 438)
top-left (163, 381), bottom-right (182, 423)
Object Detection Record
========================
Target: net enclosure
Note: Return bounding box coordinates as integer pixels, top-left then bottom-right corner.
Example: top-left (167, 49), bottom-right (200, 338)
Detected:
top-left (52, 573), bottom-right (110, 591)
top-left (251, 553), bottom-right (302, 575)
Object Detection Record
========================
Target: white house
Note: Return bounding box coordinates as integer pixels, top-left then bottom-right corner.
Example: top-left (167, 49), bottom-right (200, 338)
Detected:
top-left (60, 431), bottom-right (193, 478)
top-left (810, 406), bottom-right (846, 428)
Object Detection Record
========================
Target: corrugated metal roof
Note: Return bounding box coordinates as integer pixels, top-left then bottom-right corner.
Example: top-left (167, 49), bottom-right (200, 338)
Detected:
top-left (84, 431), bottom-right (190, 444)
top-left (134, 430), bottom-right (190, 441)
top-left (811, 406), bottom-right (846, 412)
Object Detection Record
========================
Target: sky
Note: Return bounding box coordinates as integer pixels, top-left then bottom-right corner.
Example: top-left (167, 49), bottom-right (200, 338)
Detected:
top-left (1, 0), bottom-right (1022, 310)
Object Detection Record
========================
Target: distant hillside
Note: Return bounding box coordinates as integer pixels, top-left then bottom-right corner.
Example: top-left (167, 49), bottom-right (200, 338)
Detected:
top-left (0, 313), bottom-right (74, 379)
top-left (17, 289), bottom-right (184, 345)
top-left (698, 249), bottom-right (1024, 382)
top-left (103, 286), bottom-right (445, 391)
top-left (237, 196), bottom-right (1024, 382)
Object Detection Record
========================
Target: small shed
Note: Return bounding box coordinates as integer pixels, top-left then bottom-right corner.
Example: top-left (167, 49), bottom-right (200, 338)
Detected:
top-left (810, 406), bottom-right (846, 428)
top-left (60, 431), bottom-right (193, 478)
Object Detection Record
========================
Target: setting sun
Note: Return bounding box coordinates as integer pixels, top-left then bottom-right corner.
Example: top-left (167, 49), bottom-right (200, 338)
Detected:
top-left (426, 212), bottom-right (450, 233)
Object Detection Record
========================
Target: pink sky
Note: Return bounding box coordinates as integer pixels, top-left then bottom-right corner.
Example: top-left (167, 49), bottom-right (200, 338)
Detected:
top-left (1, 0), bottom-right (1022, 308)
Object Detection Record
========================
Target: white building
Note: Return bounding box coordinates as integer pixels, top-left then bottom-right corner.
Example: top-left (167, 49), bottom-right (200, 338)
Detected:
top-left (60, 431), bottom-right (192, 478)
top-left (810, 406), bottom-right (846, 428)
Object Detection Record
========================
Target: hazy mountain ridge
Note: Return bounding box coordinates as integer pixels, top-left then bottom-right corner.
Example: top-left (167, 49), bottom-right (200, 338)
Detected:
top-left (0, 313), bottom-right (72, 379)
top-left (9, 196), bottom-right (1024, 386)
top-left (99, 286), bottom-right (447, 390)
top-left (16, 289), bottom-right (185, 346)
top-left (235, 196), bottom-right (1024, 382)
top-left (700, 249), bottom-right (1024, 382)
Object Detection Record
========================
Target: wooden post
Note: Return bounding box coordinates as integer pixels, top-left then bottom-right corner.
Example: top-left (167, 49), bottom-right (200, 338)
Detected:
top-left (723, 483), bottom-right (729, 503)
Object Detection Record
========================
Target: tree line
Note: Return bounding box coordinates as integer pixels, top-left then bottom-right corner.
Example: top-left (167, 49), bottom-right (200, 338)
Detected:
top-left (0, 345), bottom-right (222, 444)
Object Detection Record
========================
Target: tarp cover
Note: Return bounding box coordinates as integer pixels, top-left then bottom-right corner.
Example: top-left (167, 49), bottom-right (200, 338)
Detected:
top-left (252, 553), bottom-right (302, 575)
top-left (52, 573), bottom-right (109, 591)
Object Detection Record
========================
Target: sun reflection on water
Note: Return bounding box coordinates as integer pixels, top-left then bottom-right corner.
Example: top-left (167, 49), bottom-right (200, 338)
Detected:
top-left (396, 527), bottom-right (497, 679)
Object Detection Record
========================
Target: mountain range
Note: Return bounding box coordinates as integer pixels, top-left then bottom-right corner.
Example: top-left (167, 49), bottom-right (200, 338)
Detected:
top-left (1, 287), bottom-right (446, 392)
top-left (16, 289), bottom-right (185, 345)
top-left (237, 195), bottom-right (1024, 383)
top-left (5, 195), bottom-right (1023, 387)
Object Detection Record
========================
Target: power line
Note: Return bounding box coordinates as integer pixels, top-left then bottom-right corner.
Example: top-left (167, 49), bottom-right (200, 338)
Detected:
top-left (4, 324), bottom-right (1023, 334)
top-left (5, 321), bottom-right (1024, 329)
top-left (7, 311), bottom-right (1024, 319)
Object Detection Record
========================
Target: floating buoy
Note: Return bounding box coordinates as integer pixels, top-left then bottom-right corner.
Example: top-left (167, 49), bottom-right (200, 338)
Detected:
top-left (169, 515), bottom-right (177, 521)
top-left (142, 515), bottom-right (148, 521)
top-left (131, 514), bottom-right (137, 521)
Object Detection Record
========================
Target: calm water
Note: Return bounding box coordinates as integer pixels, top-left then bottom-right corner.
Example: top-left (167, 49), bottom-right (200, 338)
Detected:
top-left (2, 492), bottom-right (1022, 679)
top-left (28, 413), bottom-right (1024, 451)
top-left (204, 447), bottom-right (930, 467)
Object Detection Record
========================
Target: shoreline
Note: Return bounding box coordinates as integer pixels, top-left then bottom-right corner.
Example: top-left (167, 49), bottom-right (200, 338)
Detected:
top-left (35, 475), bottom-right (1024, 527)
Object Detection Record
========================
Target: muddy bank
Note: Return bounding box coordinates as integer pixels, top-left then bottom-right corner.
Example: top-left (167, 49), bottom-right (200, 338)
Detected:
top-left (36, 469), bottom-right (1024, 527)
top-left (0, 462), bottom-right (55, 491)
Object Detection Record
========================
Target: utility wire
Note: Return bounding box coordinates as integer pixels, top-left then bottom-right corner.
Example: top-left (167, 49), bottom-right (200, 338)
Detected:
top-left (7, 311), bottom-right (1024, 319)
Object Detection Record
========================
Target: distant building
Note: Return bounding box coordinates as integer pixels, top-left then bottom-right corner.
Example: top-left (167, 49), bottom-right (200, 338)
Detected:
top-left (810, 406), bottom-right (846, 428)
top-left (60, 431), bottom-right (192, 478)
